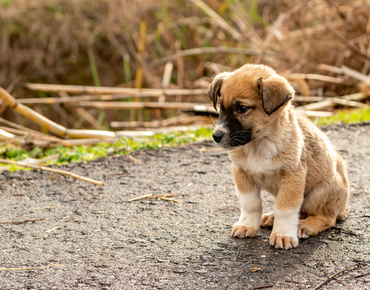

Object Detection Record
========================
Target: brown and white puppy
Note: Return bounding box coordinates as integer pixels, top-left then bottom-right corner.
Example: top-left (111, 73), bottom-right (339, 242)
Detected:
top-left (209, 64), bottom-right (350, 249)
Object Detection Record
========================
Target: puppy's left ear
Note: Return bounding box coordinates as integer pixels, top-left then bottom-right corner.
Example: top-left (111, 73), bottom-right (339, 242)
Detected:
top-left (208, 72), bottom-right (230, 111)
top-left (257, 77), bottom-right (294, 115)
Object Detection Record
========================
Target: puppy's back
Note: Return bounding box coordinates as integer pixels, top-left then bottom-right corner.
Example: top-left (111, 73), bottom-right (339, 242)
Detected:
top-left (296, 113), bottom-right (349, 216)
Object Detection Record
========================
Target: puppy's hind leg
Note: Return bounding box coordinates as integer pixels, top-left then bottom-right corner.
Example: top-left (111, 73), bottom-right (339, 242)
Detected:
top-left (298, 215), bottom-right (336, 239)
top-left (298, 171), bottom-right (349, 239)
top-left (231, 167), bottom-right (262, 238)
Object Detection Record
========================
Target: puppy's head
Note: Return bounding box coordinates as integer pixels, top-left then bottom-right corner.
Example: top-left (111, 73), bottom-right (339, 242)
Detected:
top-left (208, 64), bottom-right (294, 149)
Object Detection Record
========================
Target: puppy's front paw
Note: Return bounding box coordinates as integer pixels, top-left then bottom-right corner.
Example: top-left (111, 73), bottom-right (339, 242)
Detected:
top-left (231, 223), bottom-right (259, 238)
top-left (261, 212), bottom-right (274, 227)
top-left (269, 232), bottom-right (298, 249)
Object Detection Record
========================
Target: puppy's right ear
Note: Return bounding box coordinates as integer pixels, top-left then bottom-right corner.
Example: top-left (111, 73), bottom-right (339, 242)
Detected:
top-left (208, 72), bottom-right (229, 111)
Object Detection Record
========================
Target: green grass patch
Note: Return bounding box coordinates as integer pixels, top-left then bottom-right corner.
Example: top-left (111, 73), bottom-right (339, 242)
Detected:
top-left (0, 127), bottom-right (213, 172)
top-left (317, 108), bottom-right (370, 126)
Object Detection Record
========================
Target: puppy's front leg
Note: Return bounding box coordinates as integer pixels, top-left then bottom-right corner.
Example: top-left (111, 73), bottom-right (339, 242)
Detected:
top-left (232, 167), bottom-right (262, 238)
top-left (270, 168), bottom-right (305, 249)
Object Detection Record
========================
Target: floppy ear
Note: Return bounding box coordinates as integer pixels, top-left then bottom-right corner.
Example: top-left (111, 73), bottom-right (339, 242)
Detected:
top-left (257, 77), bottom-right (294, 115)
top-left (208, 72), bottom-right (230, 111)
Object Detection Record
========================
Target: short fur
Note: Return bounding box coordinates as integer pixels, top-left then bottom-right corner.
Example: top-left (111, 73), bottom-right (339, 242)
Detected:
top-left (209, 64), bottom-right (350, 249)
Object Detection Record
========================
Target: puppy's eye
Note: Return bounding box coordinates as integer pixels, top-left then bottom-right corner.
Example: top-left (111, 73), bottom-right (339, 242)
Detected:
top-left (237, 104), bottom-right (250, 114)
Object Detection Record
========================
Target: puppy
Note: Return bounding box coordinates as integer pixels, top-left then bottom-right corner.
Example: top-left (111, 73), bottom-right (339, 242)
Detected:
top-left (209, 64), bottom-right (350, 249)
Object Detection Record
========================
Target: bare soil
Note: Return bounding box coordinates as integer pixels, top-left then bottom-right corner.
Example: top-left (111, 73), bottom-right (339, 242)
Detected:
top-left (0, 123), bottom-right (370, 290)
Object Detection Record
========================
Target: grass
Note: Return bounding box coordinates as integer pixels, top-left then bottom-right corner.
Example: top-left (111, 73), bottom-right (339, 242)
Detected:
top-left (2, 107), bottom-right (370, 172)
top-left (0, 127), bottom-right (213, 172)
top-left (317, 108), bottom-right (370, 126)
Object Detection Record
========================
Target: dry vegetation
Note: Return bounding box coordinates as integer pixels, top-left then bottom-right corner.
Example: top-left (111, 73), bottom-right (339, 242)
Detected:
top-left (1, 0), bottom-right (370, 133)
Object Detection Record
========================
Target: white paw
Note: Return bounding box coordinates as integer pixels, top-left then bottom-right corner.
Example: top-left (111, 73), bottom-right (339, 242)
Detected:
top-left (231, 223), bottom-right (259, 238)
top-left (269, 231), bottom-right (298, 249)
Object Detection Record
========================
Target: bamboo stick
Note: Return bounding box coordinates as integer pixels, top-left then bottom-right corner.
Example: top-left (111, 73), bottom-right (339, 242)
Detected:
top-left (0, 118), bottom-right (61, 141)
top-left (296, 100), bottom-right (335, 111)
top-left (331, 98), bottom-right (369, 108)
top-left (0, 87), bottom-right (117, 139)
top-left (0, 128), bottom-right (15, 139)
top-left (294, 110), bottom-right (333, 117)
top-left (64, 101), bottom-right (216, 112)
top-left (341, 65), bottom-right (370, 83)
top-left (341, 92), bottom-right (367, 101)
top-left (110, 115), bottom-right (209, 128)
top-left (0, 87), bottom-right (67, 137)
top-left (25, 83), bottom-right (208, 96)
top-left (288, 73), bottom-right (346, 84)
top-left (65, 129), bottom-right (115, 139)
top-left (0, 159), bottom-right (104, 186)
top-left (61, 138), bottom-right (116, 147)
top-left (317, 63), bottom-right (344, 74)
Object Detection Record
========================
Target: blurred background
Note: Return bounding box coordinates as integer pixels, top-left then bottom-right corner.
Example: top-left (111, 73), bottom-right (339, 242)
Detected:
top-left (1, 0), bottom-right (370, 132)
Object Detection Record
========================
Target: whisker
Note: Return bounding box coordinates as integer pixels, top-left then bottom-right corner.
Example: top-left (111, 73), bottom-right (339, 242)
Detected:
top-left (209, 114), bottom-right (217, 126)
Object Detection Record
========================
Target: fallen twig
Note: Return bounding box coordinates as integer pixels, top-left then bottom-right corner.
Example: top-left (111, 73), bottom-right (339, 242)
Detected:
top-left (338, 271), bottom-right (370, 281)
top-left (0, 264), bottom-right (62, 271)
top-left (128, 155), bottom-right (145, 165)
top-left (128, 194), bottom-right (153, 202)
top-left (128, 193), bottom-right (180, 203)
top-left (252, 285), bottom-right (274, 290)
top-left (0, 159), bottom-right (105, 186)
top-left (159, 197), bottom-right (181, 203)
top-left (105, 172), bottom-right (130, 176)
top-left (314, 261), bottom-right (370, 289)
top-left (0, 218), bottom-right (46, 225)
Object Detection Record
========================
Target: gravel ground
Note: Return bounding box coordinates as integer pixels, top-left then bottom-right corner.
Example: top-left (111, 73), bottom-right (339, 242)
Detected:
top-left (0, 123), bottom-right (369, 290)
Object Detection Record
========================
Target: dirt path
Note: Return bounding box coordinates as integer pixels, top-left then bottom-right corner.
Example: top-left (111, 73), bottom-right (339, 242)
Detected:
top-left (0, 123), bottom-right (369, 289)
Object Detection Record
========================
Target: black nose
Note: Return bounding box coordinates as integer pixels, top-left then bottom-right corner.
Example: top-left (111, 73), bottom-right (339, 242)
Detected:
top-left (212, 132), bottom-right (224, 143)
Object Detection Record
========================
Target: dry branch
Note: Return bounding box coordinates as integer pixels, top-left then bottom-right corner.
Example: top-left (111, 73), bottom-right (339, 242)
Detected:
top-left (288, 73), bottom-right (346, 84)
top-left (317, 64), bottom-right (344, 74)
top-left (0, 159), bottom-right (104, 186)
top-left (25, 83), bottom-right (208, 96)
top-left (64, 101), bottom-right (216, 112)
top-left (110, 115), bottom-right (209, 128)
top-left (151, 47), bottom-right (268, 65)
top-left (341, 65), bottom-right (370, 83)
top-left (295, 92), bottom-right (369, 112)
top-left (0, 87), bottom-right (116, 139)
top-left (313, 261), bottom-right (369, 290)
top-left (190, 0), bottom-right (241, 40)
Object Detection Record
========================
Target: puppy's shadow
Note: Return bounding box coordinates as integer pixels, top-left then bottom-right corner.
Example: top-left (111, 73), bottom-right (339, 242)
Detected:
top-left (205, 226), bottom-right (332, 288)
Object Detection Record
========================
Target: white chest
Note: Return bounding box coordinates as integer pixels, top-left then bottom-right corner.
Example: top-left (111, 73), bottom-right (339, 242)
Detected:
top-left (230, 139), bottom-right (282, 175)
